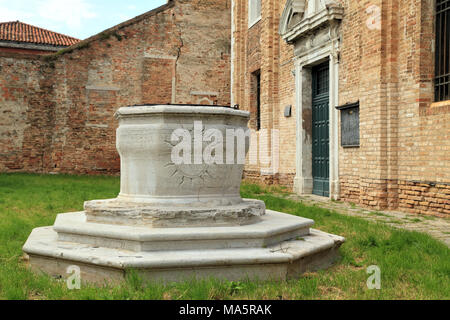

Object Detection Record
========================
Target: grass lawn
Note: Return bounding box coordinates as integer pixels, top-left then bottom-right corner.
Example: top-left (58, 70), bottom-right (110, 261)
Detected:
top-left (0, 173), bottom-right (448, 300)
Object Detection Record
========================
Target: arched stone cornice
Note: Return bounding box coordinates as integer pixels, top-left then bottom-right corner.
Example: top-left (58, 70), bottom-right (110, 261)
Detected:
top-left (279, 0), bottom-right (307, 36)
top-left (279, 0), bottom-right (344, 44)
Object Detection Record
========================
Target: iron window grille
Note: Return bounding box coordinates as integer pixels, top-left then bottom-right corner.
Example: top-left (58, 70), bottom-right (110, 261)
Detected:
top-left (435, 0), bottom-right (450, 102)
top-left (256, 71), bottom-right (261, 131)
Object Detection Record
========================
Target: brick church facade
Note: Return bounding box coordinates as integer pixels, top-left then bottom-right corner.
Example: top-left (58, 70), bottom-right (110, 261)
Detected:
top-left (232, 0), bottom-right (449, 216)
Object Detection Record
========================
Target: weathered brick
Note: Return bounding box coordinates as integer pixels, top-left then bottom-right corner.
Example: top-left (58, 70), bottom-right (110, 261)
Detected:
top-left (0, 0), bottom-right (231, 175)
top-left (233, 0), bottom-right (449, 217)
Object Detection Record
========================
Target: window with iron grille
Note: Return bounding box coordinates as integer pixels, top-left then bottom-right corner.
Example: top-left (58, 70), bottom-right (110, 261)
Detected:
top-left (251, 70), bottom-right (262, 131)
top-left (435, 0), bottom-right (450, 102)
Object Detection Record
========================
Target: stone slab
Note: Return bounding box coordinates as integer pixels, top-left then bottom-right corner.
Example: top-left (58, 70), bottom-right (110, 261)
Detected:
top-left (23, 222), bottom-right (345, 284)
top-left (84, 198), bottom-right (266, 228)
top-left (53, 210), bottom-right (314, 251)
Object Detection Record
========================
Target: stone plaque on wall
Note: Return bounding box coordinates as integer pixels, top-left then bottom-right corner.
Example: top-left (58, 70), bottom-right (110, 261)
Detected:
top-left (337, 102), bottom-right (360, 148)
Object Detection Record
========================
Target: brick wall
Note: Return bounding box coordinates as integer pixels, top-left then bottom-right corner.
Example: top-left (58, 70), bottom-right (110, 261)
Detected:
top-left (0, 52), bottom-right (55, 172)
top-left (0, 0), bottom-right (231, 176)
top-left (233, 0), bottom-right (449, 217)
top-left (337, 0), bottom-right (450, 215)
top-left (393, 0), bottom-right (450, 216)
top-left (233, 0), bottom-right (296, 186)
top-left (399, 181), bottom-right (450, 216)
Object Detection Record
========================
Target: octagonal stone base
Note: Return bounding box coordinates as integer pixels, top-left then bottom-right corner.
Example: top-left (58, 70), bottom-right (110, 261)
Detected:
top-left (23, 210), bottom-right (345, 284)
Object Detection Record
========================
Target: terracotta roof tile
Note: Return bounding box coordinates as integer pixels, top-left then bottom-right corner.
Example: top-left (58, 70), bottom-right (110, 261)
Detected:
top-left (0, 21), bottom-right (80, 47)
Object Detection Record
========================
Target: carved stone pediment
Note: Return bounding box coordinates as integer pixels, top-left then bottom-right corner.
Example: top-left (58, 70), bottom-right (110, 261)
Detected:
top-left (279, 0), bottom-right (344, 45)
top-left (279, 0), bottom-right (307, 36)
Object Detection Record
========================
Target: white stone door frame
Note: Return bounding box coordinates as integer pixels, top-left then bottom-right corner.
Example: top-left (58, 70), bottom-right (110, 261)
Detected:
top-left (293, 45), bottom-right (340, 200)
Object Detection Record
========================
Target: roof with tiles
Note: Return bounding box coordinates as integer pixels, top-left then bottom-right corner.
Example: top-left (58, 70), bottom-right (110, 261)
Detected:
top-left (0, 21), bottom-right (80, 47)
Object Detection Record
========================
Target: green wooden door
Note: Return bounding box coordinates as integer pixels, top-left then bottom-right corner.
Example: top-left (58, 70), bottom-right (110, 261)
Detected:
top-left (312, 63), bottom-right (330, 197)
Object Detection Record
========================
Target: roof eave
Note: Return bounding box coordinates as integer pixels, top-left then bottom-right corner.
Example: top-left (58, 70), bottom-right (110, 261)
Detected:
top-left (0, 40), bottom-right (68, 52)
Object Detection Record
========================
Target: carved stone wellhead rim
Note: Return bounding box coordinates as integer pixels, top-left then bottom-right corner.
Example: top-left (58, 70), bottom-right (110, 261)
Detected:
top-left (114, 105), bottom-right (251, 119)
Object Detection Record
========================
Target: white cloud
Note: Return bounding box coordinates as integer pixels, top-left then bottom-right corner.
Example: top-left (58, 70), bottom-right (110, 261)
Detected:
top-left (37, 0), bottom-right (97, 30)
top-left (0, 7), bottom-right (34, 22)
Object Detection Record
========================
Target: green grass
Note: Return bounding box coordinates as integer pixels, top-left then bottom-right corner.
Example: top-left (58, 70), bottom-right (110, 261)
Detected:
top-left (404, 218), bottom-right (423, 224)
top-left (0, 173), bottom-right (449, 300)
top-left (369, 211), bottom-right (391, 218)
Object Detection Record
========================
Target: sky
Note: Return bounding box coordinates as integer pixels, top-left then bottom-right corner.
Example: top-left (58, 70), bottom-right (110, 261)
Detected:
top-left (0, 0), bottom-right (167, 40)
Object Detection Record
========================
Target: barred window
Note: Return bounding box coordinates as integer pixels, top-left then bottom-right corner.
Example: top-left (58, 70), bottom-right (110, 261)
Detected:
top-left (249, 0), bottom-right (262, 28)
top-left (251, 70), bottom-right (261, 131)
top-left (435, 0), bottom-right (450, 101)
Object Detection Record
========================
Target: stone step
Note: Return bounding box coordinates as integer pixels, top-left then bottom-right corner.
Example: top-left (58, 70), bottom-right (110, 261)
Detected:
top-left (23, 225), bottom-right (345, 284)
top-left (52, 210), bottom-right (314, 252)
